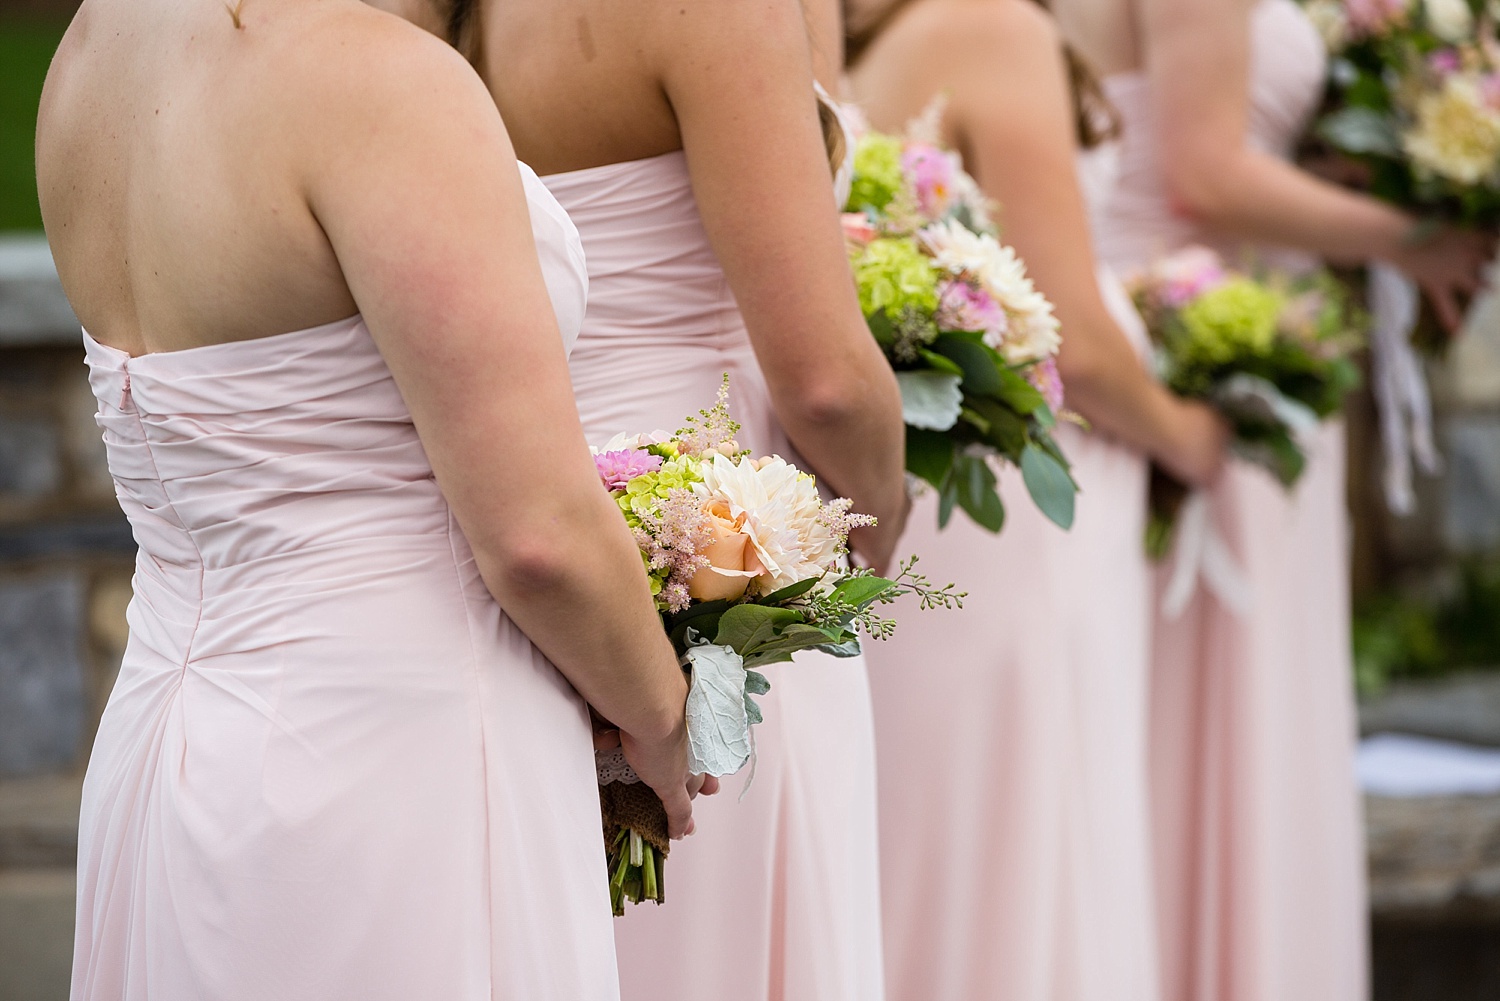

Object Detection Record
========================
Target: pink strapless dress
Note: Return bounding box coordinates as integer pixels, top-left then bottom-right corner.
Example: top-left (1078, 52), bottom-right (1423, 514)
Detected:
top-left (71, 166), bottom-right (621, 1000)
top-left (1096, 3), bottom-right (1369, 1000)
top-left (541, 151), bottom-right (884, 1001)
top-left (865, 145), bottom-right (1161, 1001)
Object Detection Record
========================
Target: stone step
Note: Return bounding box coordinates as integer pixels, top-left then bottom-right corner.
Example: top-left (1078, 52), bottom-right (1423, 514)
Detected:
top-left (1361, 671), bottom-right (1500, 748)
top-left (0, 773), bottom-right (79, 869)
top-left (0, 868), bottom-right (74, 1001)
top-left (1367, 792), bottom-right (1500, 921)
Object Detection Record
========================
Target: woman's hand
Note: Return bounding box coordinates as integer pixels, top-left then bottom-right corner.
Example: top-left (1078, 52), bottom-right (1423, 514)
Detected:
top-left (1387, 224), bottom-right (1495, 333)
top-left (1159, 399), bottom-right (1231, 490)
top-left (620, 720), bottom-right (699, 840)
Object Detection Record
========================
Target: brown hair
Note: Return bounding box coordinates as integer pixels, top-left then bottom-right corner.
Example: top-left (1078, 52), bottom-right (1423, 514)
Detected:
top-left (844, 0), bottom-right (1120, 149)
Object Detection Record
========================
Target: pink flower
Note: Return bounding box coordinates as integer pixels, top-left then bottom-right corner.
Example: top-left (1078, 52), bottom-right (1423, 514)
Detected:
top-left (1154, 246), bottom-right (1229, 307)
top-left (1481, 72), bottom-right (1500, 109)
top-left (903, 143), bottom-right (958, 218)
top-left (936, 278), bottom-right (1008, 345)
top-left (1025, 357), bottom-right (1066, 413)
top-left (841, 212), bottom-right (879, 246)
top-left (593, 449), bottom-right (662, 490)
top-left (1429, 47), bottom-right (1463, 76)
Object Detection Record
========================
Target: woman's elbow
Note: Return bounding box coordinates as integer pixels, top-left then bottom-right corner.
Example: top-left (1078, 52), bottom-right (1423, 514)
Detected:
top-left (1163, 155), bottom-right (1242, 226)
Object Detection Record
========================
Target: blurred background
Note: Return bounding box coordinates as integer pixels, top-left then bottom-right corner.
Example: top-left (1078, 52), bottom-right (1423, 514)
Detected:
top-left (0, 1), bottom-right (1497, 998)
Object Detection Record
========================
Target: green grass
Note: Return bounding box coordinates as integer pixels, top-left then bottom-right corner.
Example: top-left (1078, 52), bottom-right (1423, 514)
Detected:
top-left (0, 18), bottom-right (69, 232)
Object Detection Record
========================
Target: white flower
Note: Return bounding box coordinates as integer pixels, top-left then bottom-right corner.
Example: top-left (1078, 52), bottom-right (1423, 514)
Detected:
top-left (919, 219), bottom-right (1061, 364)
top-left (694, 453), bottom-right (840, 592)
top-left (1424, 0), bottom-right (1473, 42)
top-left (1402, 74), bottom-right (1500, 185)
top-left (592, 429), bottom-right (673, 454)
top-left (1303, 0), bottom-right (1351, 51)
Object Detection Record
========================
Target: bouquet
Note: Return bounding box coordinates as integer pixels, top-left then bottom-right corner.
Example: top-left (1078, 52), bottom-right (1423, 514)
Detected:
top-left (1306, 0), bottom-right (1500, 225)
top-left (1128, 247), bottom-right (1365, 557)
top-left (591, 380), bottom-right (962, 914)
top-left (842, 121), bottom-right (1077, 533)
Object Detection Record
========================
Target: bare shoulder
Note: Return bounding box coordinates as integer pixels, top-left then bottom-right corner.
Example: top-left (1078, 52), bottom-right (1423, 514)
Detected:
top-left (252, 1), bottom-right (502, 146)
top-left (886, 0), bottom-right (1061, 63)
top-left (630, 0), bottom-right (812, 64)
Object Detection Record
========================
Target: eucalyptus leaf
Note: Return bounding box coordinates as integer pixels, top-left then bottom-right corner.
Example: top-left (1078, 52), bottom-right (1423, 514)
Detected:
top-left (954, 453), bottom-right (1005, 533)
top-left (994, 366), bottom-right (1045, 414)
top-left (1020, 442), bottom-right (1076, 529)
top-left (815, 637), bottom-right (864, 658)
top-left (682, 644), bottom-right (752, 777)
top-left (938, 473), bottom-right (960, 528)
top-left (831, 574), bottom-right (899, 609)
top-left (918, 349), bottom-right (966, 376)
top-left (896, 370), bottom-right (965, 431)
top-left (907, 427), bottom-right (957, 488)
top-left (744, 670), bottom-right (772, 696)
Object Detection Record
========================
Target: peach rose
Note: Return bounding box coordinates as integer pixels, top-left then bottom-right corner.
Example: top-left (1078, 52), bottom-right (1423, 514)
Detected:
top-left (687, 499), bottom-right (766, 602)
top-left (841, 212), bottom-right (879, 247)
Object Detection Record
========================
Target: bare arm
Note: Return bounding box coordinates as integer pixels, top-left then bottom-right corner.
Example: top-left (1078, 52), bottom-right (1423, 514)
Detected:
top-left (653, 0), bottom-right (909, 568)
top-left (948, 2), bottom-right (1226, 484)
top-left (302, 26), bottom-right (699, 835)
top-left (1145, 0), bottom-right (1490, 328)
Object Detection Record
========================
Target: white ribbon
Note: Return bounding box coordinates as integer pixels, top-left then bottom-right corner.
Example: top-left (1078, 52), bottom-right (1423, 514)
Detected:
top-left (1367, 263), bottom-right (1442, 516)
top-left (1160, 491), bottom-right (1253, 620)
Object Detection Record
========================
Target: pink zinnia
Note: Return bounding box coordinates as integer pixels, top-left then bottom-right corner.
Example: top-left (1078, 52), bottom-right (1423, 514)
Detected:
top-left (903, 143), bottom-right (958, 219)
top-left (1025, 357), bottom-right (1066, 413)
top-left (1155, 246), bottom-right (1229, 307)
top-left (594, 449), bottom-right (662, 490)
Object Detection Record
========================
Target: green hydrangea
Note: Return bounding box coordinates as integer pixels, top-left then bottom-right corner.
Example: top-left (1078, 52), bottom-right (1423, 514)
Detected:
top-left (1178, 278), bottom-right (1283, 365)
top-left (616, 454), bottom-right (704, 529)
top-left (854, 237), bottom-right (941, 319)
top-left (847, 133), bottom-right (906, 213)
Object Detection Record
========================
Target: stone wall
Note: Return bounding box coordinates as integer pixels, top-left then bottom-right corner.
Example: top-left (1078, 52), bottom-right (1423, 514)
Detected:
top-left (0, 235), bottom-right (132, 781)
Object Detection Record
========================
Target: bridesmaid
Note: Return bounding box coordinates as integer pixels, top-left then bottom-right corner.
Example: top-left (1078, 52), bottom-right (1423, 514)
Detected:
top-left (438, 0), bottom-right (909, 998)
top-left (41, 0), bottom-right (705, 997)
top-left (1047, 0), bottom-right (1492, 997)
top-left (845, 1), bottom-right (1227, 998)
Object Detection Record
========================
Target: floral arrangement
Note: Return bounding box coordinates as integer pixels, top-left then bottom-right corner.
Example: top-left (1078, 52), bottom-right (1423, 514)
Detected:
top-left (592, 379), bottom-right (963, 914)
top-left (842, 122), bottom-right (1077, 533)
top-left (1305, 0), bottom-right (1500, 225)
top-left (1128, 247), bottom-right (1365, 556)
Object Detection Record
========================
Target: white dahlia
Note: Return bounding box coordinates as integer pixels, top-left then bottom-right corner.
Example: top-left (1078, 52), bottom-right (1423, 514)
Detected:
top-left (694, 453), bottom-right (841, 593)
top-left (918, 219), bottom-right (1061, 363)
top-left (1403, 74), bottom-right (1500, 186)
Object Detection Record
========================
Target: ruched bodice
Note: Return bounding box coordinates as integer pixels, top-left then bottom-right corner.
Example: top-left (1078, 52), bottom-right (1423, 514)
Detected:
top-left (542, 151), bottom-right (779, 451)
top-left (71, 165), bottom-right (618, 1001)
top-left (1097, 0), bottom-right (1326, 269)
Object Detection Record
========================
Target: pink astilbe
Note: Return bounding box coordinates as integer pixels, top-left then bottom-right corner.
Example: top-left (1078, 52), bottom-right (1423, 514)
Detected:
top-left (635, 488), bottom-right (715, 612)
top-left (817, 497), bottom-right (878, 556)
top-left (1024, 356), bottom-right (1066, 413)
top-left (594, 449), bottom-right (663, 490)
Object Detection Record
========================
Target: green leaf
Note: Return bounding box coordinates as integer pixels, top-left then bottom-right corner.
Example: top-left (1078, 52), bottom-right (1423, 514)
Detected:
top-left (744, 670), bottom-right (772, 696)
top-left (831, 574), bottom-right (899, 609)
top-left (815, 637), bottom-right (864, 658)
top-left (993, 366), bottom-right (1046, 414)
top-left (714, 603), bottom-right (801, 652)
top-left (964, 397), bottom-right (1027, 456)
top-left (938, 472), bottom-right (960, 528)
top-left (918, 349), bottom-right (965, 376)
top-left (906, 427), bottom-right (955, 488)
top-left (867, 309), bottom-right (897, 348)
top-left (759, 576), bottom-right (820, 605)
top-left (1020, 442), bottom-right (1076, 529)
top-left (954, 453), bottom-right (1006, 532)
top-left (934, 334), bottom-right (1005, 397)
top-left (1318, 106), bottom-right (1401, 157)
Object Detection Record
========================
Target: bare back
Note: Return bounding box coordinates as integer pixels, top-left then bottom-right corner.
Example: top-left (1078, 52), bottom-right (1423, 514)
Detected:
top-left (37, 0), bottom-right (388, 354)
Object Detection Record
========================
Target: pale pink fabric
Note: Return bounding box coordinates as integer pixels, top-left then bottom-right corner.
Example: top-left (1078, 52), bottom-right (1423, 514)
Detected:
top-left (541, 151), bottom-right (885, 1001)
top-left (71, 166), bottom-right (622, 1000)
top-left (1097, 3), bottom-right (1371, 999)
top-left (867, 144), bottom-right (1161, 1001)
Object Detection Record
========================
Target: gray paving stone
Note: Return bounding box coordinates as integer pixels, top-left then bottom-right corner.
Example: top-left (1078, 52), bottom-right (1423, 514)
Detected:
top-left (0, 572), bottom-right (86, 777)
top-left (1362, 671), bottom-right (1500, 747)
top-left (0, 773), bottom-right (80, 869)
top-left (1444, 416), bottom-right (1500, 553)
top-left (0, 236), bottom-right (77, 348)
